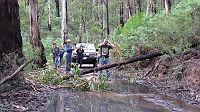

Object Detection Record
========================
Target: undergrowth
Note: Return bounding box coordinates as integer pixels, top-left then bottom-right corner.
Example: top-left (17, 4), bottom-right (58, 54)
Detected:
top-left (112, 0), bottom-right (200, 57)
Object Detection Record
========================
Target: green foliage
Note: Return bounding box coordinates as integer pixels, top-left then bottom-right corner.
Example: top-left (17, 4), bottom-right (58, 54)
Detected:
top-left (42, 37), bottom-right (63, 65)
top-left (42, 69), bottom-right (63, 85)
top-left (113, 0), bottom-right (200, 57)
top-left (71, 63), bottom-right (81, 76)
top-left (121, 13), bottom-right (145, 37)
top-left (90, 74), bottom-right (110, 91)
top-left (128, 77), bottom-right (136, 84)
top-left (27, 68), bottom-right (67, 86)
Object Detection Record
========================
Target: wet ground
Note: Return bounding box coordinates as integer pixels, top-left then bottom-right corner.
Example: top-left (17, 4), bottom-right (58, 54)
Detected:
top-left (45, 66), bottom-right (200, 112)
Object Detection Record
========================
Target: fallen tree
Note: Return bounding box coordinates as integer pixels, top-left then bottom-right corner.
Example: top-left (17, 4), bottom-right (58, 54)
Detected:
top-left (81, 51), bottom-right (163, 75)
top-left (0, 60), bottom-right (33, 86)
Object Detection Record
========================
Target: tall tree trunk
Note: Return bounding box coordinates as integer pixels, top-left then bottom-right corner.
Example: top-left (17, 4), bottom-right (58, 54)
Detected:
top-left (0, 0), bottom-right (24, 92)
top-left (55, 0), bottom-right (60, 17)
top-left (136, 0), bottom-right (142, 13)
top-left (29, 0), bottom-right (47, 67)
top-left (61, 0), bottom-right (68, 42)
top-left (102, 0), bottom-right (109, 37)
top-left (165, 0), bottom-right (171, 16)
top-left (133, 0), bottom-right (137, 14)
top-left (127, 0), bottom-right (132, 19)
top-left (158, 0), bottom-right (165, 8)
top-left (102, 0), bottom-right (106, 37)
top-left (47, 0), bottom-right (52, 31)
top-left (146, 0), bottom-right (157, 16)
top-left (120, 2), bottom-right (124, 27)
top-left (93, 0), bottom-right (99, 21)
top-left (79, 16), bottom-right (83, 43)
top-left (106, 0), bottom-right (109, 36)
top-left (98, 0), bottom-right (104, 39)
top-left (79, 0), bottom-right (84, 43)
top-left (146, 0), bottom-right (150, 16)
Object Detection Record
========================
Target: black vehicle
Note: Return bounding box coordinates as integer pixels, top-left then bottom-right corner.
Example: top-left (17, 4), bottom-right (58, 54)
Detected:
top-left (72, 43), bottom-right (99, 67)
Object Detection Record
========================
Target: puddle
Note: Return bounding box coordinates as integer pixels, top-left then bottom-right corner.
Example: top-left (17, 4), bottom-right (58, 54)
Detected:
top-left (45, 78), bottom-right (200, 112)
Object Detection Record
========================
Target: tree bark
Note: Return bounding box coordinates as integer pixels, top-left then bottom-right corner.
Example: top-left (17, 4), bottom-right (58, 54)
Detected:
top-left (93, 0), bottom-right (99, 21)
top-left (120, 1), bottom-right (124, 27)
top-left (146, 0), bottom-right (156, 16)
top-left (47, 0), bottom-right (52, 31)
top-left (165, 0), bottom-right (171, 16)
top-left (0, 0), bottom-right (23, 62)
top-left (102, 0), bottom-right (109, 37)
top-left (0, 0), bottom-right (22, 55)
top-left (136, 0), bottom-right (142, 13)
top-left (29, 0), bottom-right (47, 67)
top-left (55, 0), bottom-right (60, 17)
top-left (126, 0), bottom-right (132, 19)
top-left (61, 0), bottom-right (68, 42)
top-left (78, 0), bottom-right (84, 43)
top-left (0, 0), bottom-right (24, 92)
top-left (81, 51), bottom-right (163, 75)
top-left (0, 60), bottom-right (33, 86)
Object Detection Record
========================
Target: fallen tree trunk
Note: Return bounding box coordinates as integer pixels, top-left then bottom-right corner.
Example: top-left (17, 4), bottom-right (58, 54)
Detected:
top-left (0, 60), bottom-right (33, 85)
top-left (81, 51), bottom-right (163, 75)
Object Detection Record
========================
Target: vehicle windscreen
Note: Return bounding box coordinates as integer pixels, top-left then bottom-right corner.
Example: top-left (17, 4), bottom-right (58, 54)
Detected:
top-left (76, 44), bottom-right (95, 50)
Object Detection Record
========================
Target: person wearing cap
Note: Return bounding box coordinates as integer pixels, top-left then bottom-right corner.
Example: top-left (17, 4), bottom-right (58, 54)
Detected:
top-left (64, 39), bottom-right (73, 73)
top-left (52, 42), bottom-right (60, 69)
top-left (98, 37), bottom-right (115, 80)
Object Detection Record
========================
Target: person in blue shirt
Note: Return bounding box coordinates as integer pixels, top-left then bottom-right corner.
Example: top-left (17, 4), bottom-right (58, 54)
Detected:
top-left (58, 45), bottom-right (65, 67)
top-left (64, 39), bottom-right (73, 73)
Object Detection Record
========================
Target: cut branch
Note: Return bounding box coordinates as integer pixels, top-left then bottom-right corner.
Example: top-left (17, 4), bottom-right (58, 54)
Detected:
top-left (0, 60), bottom-right (33, 85)
top-left (81, 51), bottom-right (163, 75)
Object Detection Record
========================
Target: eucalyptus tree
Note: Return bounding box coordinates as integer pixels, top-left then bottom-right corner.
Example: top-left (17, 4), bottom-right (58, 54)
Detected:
top-left (61, 0), bottom-right (68, 42)
top-left (55, 0), bottom-right (60, 17)
top-left (29, 0), bottom-right (47, 67)
top-left (102, 0), bottom-right (109, 36)
top-left (47, 0), bottom-right (52, 31)
top-left (165, 0), bottom-right (171, 16)
top-left (0, 0), bottom-right (24, 92)
top-left (146, 0), bottom-right (156, 16)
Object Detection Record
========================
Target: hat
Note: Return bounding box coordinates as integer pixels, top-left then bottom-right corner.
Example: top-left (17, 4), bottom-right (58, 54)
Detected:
top-left (67, 39), bottom-right (71, 42)
top-left (52, 41), bottom-right (56, 45)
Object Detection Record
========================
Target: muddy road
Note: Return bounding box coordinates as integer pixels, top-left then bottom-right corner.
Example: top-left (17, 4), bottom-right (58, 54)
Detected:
top-left (45, 66), bottom-right (200, 112)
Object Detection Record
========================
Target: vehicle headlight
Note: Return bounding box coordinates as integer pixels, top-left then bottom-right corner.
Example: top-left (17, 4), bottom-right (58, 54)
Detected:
top-left (89, 53), bottom-right (97, 57)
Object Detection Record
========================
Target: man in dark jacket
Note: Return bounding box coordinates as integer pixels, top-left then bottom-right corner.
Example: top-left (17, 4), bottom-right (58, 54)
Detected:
top-left (76, 45), bottom-right (84, 68)
top-left (52, 42), bottom-right (60, 69)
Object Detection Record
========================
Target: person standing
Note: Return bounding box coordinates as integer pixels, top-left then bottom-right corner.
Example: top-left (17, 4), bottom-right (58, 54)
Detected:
top-left (64, 39), bottom-right (73, 73)
top-left (98, 37), bottom-right (115, 80)
top-left (52, 42), bottom-right (60, 69)
top-left (58, 45), bottom-right (65, 67)
top-left (76, 45), bottom-right (84, 68)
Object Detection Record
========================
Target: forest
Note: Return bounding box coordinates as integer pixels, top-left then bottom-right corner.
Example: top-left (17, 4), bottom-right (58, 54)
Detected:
top-left (0, 0), bottom-right (200, 111)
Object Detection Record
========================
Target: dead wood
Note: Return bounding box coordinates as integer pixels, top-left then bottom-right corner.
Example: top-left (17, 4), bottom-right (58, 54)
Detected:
top-left (81, 51), bottom-right (163, 75)
top-left (143, 57), bottom-right (163, 78)
top-left (0, 60), bottom-right (33, 85)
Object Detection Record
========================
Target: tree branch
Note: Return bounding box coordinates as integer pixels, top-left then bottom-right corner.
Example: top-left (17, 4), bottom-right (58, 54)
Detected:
top-left (0, 60), bottom-right (33, 85)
